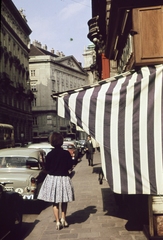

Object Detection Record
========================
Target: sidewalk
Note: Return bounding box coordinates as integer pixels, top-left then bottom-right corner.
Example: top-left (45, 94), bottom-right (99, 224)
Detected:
top-left (25, 151), bottom-right (147, 240)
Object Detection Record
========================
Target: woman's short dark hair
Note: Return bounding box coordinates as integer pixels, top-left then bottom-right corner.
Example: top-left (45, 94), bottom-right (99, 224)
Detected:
top-left (49, 132), bottom-right (63, 147)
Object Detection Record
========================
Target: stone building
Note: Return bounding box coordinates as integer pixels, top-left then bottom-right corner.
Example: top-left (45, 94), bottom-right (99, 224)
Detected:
top-left (29, 41), bottom-right (88, 140)
top-left (0, 0), bottom-right (33, 144)
top-left (82, 43), bottom-right (98, 84)
top-left (88, 0), bottom-right (163, 76)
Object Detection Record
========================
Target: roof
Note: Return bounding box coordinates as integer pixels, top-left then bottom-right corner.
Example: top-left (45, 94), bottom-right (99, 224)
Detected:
top-left (2, 0), bottom-right (32, 35)
top-left (29, 44), bottom-right (59, 57)
top-left (54, 55), bottom-right (87, 73)
top-left (0, 123), bottom-right (13, 129)
top-left (28, 142), bottom-right (53, 149)
top-left (29, 46), bottom-right (87, 74)
top-left (63, 141), bottom-right (76, 145)
top-left (0, 148), bottom-right (41, 158)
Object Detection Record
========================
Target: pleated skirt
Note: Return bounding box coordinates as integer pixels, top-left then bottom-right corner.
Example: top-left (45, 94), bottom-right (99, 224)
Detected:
top-left (37, 174), bottom-right (75, 203)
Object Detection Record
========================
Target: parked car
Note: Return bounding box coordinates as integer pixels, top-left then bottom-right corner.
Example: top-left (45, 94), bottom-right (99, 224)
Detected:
top-left (0, 181), bottom-right (23, 239)
top-left (77, 139), bottom-right (86, 155)
top-left (28, 142), bottom-right (53, 155)
top-left (62, 141), bottom-right (79, 163)
top-left (0, 148), bottom-right (45, 200)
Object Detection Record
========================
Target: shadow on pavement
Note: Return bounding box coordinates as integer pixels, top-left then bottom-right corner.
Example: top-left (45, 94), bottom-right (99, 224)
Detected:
top-left (21, 201), bottom-right (51, 240)
top-left (92, 165), bottom-right (149, 231)
top-left (20, 220), bottom-right (40, 240)
top-left (92, 166), bottom-right (104, 184)
top-left (66, 205), bottom-right (97, 225)
top-left (101, 188), bottom-right (149, 231)
top-left (92, 164), bottom-right (102, 171)
top-left (23, 200), bottom-right (50, 214)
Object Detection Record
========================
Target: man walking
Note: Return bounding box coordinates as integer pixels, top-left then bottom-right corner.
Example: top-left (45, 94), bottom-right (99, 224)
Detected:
top-left (85, 135), bottom-right (94, 166)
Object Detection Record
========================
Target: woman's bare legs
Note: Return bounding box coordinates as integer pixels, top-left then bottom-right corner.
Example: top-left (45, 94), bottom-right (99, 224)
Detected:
top-left (53, 203), bottom-right (60, 222)
top-left (53, 203), bottom-right (61, 230)
top-left (53, 202), bottom-right (68, 228)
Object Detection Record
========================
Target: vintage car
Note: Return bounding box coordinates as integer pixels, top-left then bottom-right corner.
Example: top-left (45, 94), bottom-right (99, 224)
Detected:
top-left (0, 148), bottom-right (45, 200)
top-left (62, 141), bottom-right (79, 163)
top-left (77, 139), bottom-right (86, 155)
top-left (28, 142), bottom-right (53, 155)
top-left (0, 181), bottom-right (23, 239)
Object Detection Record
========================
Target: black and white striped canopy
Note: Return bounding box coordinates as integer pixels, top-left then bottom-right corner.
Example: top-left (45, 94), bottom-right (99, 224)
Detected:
top-left (57, 65), bottom-right (163, 195)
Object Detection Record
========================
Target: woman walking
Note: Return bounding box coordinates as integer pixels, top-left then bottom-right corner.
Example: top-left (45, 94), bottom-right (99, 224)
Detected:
top-left (37, 132), bottom-right (75, 230)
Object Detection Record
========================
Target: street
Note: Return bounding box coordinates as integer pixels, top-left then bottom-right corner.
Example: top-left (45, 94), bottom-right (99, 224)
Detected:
top-left (21, 200), bottom-right (49, 239)
top-left (3, 153), bottom-right (149, 240)
top-left (24, 153), bottom-right (148, 240)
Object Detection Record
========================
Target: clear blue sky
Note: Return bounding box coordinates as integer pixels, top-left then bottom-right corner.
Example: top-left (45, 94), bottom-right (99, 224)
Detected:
top-left (13, 0), bottom-right (92, 65)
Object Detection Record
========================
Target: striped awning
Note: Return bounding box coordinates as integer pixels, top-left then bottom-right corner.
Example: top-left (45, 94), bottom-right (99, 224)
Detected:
top-left (56, 65), bottom-right (163, 195)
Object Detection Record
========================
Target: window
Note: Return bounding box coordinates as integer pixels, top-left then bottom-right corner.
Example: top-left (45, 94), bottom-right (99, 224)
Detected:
top-left (52, 69), bottom-right (55, 76)
top-left (74, 77), bottom-right (76, 87)
top-left (57, 71), bottom-right (60, 81)
top-left (31, 70), bottom-right (35, 77)
top-left (32, 97), bottom-right (36, 107)
top-left (57, 80), bottom-right (60, 92)
top-left (30, 81), bottom-right (37, 92)
top-left (33, 117), bottom-right (37, 125)
top-left (52, 80), bottom-right (56, 91)
top-left (47, 115), bottom-right (52, 125)
top-left (66, 79), bottom-right (69, 88)
top-left (31, 86), bottom-right (37, 92)
top-left (33, 132), bottom-right (38, 137)
top-left (70, 79), bottom-right (73, 88)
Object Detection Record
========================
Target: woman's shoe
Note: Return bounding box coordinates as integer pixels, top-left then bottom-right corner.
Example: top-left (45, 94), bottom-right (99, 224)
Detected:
top-left (56, 221), bottom-right (61, 230)
top-left (61, 218), bottom-right (68, 227)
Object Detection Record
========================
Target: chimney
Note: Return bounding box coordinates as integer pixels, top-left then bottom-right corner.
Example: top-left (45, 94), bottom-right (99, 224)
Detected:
top-left (42, 44), bottom-right (47, 50)
top-left (33, 40), bottom-right (42, 48)
top-left (60, 51), bottom-right (65, 57)
top-left (51, 48), bottom-right (55, 54)
top-left (56, 50), bottom-right (60, 56)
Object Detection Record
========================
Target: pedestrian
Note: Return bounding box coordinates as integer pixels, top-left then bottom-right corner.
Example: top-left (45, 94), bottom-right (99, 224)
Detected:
top-left (84, 135), bottom-right (95, 166)
top-left (37, 132), bottom-right (75, 230)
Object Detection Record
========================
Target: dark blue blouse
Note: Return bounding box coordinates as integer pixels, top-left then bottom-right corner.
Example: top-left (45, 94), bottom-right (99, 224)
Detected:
top-left (45, 147), bottom-right (73, 176)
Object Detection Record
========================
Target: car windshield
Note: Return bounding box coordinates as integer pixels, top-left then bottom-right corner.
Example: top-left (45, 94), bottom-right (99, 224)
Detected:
top-left (67, 145), bottom-right (74, 149)
top-left (79, 140), bottom-right (85, 145)
top-left (0, 156), bottom-right (33, 168)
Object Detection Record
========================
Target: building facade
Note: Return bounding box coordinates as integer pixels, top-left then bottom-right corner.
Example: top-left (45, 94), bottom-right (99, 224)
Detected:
top-left (88, 0), bottom-right (163, 76)
top-left (0, 0), bottom-right (33, 144)
top-left (82, 43), bottom-right (98, 84)
top-left (29, 41), bottom-right (88, 140)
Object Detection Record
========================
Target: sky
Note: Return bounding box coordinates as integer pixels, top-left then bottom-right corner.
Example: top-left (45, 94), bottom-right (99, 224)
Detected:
top-left (13, 0), bottom-right (92, 65)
